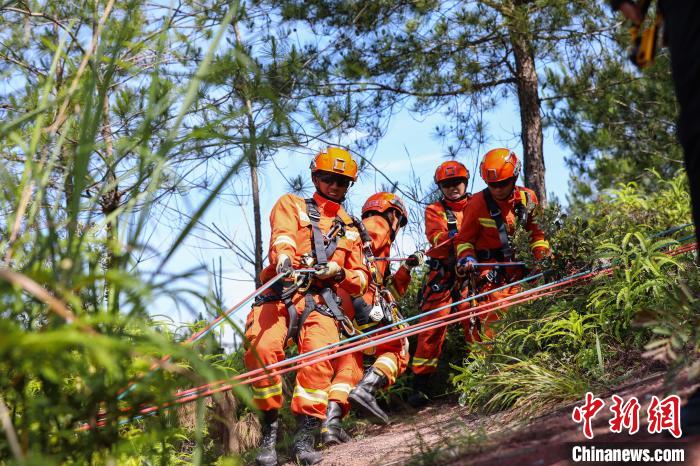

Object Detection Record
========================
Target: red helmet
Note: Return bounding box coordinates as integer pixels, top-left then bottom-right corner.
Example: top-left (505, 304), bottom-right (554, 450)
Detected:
top-left (362, 192), bottom-right (408, 227)
top-left (310, 147), bottom-right (358, 181)
top-left (480, 148), bottom-right (521, 183)
top-left (434, 161), bottom-right (469, 185)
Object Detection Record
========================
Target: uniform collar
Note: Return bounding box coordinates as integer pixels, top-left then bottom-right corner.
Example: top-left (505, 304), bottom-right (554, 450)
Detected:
top-left (442, 195), bottom-right (469, 211)
top-left (313, 191), bottom-right (342, 216)
top-left (504, 186), bottom-right (521, 204)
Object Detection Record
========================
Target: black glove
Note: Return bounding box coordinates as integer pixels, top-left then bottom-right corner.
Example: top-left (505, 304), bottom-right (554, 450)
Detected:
top-left (352, 297), bottom-right (373, 326)
top-left (455, 256), bottom-right (477, 277)
top-left (405, 250), bottom-right (426, 269)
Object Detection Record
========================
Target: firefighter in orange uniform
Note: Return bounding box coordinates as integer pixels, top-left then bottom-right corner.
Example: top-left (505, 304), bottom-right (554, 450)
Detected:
top-left (322, 193), bottom-right (424, 444)
top-left (408, 161), bottom-right (472, 407)
top-left (244, 147), bottom-right (369, 466)
top-left (454, 148), bottom-right (551, 338)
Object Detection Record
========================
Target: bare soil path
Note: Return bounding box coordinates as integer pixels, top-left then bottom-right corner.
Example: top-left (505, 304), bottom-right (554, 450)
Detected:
top-left (283, 373), bottom-right (700, 466)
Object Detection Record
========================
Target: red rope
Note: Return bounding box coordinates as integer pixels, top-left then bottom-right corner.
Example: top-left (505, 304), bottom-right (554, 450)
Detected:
top-left (84, 242), bottom-right (698, 429)
top-left (85, 269), bottom-right (596, 427)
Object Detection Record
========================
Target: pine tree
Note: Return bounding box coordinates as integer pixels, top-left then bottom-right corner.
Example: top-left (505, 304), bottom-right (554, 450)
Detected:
top-left (272, 0), bottom-right (611, 204)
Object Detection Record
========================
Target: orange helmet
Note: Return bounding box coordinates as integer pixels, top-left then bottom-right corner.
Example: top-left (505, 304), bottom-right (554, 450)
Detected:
top-left (362, 192), bottom-right (408, 227)
top-left (310, 147), bottom-right (358, 181)
top-left (480, 148), bottom-right (521, 183)
top-left (434, 160), bottom-right (469, 185)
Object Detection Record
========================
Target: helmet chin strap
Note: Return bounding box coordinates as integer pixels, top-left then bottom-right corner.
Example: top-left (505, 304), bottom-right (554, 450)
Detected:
top-left (363, 212), bottom-right (398, 241)
top-left (312, 175), bottom-right (352, 203)
top-left (443, 191), bottom-right (468, 202)
top-left (315, 188), bottom-right (345, 203)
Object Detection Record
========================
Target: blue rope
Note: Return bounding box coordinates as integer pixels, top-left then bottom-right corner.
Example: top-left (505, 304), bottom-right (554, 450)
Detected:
top-left (651, 223), bottom-right (693, 238)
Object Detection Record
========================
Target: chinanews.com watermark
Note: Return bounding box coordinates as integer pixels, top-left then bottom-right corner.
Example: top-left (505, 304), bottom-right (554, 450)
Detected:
top-left (567, 392), bottom-right (693, 464)
top-left (569, 443), bottom-right (685, 464)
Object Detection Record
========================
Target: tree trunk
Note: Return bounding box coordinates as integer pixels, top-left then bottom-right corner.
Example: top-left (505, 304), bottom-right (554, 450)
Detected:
top-left (508, 6), bottom-right (547, 205)
top-left (250, 159), bottom-right (263, 287)
top-left (234, 20), bottom-right (264, 286)
top-left (101, 94), bottom-right (120, 271)
top-left (100, 94), bottom-right (121, 310)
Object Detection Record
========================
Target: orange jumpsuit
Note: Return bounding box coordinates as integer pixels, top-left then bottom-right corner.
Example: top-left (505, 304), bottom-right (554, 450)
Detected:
top-left (329, 215), bottom-right (412, 412)
top-left (411, 196), bottom-right (472, 376)
top-left (453, 187), bottom-right (550, 338)
top-left (243, 192), bottom-right (368, 419)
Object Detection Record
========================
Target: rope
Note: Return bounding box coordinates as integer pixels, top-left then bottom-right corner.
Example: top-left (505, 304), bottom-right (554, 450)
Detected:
top-left (117, 270), bottom-right (300, 400)
top-left (375, 256), bottom-right (526, 268)
top-left (84, 267), bottom-right (599, 429)
top-left (86, 226), bottom-right (697, 428)
top-left (83, 259), bottom-right (615, 428)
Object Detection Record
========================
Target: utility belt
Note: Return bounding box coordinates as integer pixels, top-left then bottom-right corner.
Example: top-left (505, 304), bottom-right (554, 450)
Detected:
top-left (255, 282), bottom-right (355, 346)
top-left (476, 249), bottom-right (506, 262)
top-left (474, 249), bottom-right (528, 286)
top-left (424, 258), bottom-right (457, 293)
top-left (419, 257), bottom-right (471, 309)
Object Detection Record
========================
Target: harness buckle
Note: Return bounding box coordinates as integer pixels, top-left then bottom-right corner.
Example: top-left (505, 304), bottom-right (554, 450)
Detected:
top-left (325, 219), bottom-right (346, 242)
top-left (430, 282), bottom-right (443, 292)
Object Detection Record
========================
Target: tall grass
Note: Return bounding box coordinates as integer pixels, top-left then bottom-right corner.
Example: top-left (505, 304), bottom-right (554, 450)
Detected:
top-left (0, 1), bottom-right (254, 463)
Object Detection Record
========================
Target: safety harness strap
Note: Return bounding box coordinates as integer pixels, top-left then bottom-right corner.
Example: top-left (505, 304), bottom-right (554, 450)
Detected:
top-left (274, 199), bottom-right (356, 345)
top-left (439, 199), bottom-right (458, 236)
top-left (305, 198), bottom-right (331, 266)
top-left (482, 188), bottom-right (513, 261)
top-left (284, 296), bottom-right (303, 346)
top-left (285, 287), bottom-right (357, 345)
top-left (419, 199), bottom-right (459, 302)
top-left (352, 215), bottom-right (382, 285)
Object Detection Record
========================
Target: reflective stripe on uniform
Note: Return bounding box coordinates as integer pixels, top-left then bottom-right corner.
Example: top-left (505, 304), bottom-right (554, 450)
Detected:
top-left (530, 240), bottom-right (550, 250)
top-left (412, 357), bottom-right (438, 368)
top-left (354, 320), bottom-right (378, 332)
top-left (272, 235), bottom-right (297, 248)
top-left (293, 385), bottom-right (329, 405)
top-left (455, 242), bottom-right (474, 256)
top-left (432, 232), bottom-right (444, 245)
top-left (252, 383), bottom-right (283, 400)
top-left (375, 356), bottom-right (398, 377)
top-left (329, 383), bottom-right (352, 395)
top-left (478, 217), bottom-right (497, 229)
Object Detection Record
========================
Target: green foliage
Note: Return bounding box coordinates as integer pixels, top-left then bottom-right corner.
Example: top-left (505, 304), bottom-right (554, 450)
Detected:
top-left (274, 0), bottom-right (608, 160)
top-left (452, 172), bottom-right (695, 415)
top-left (453, 352), bottom-right (589, 415)
top-left (545, 20), bottom-right (681, 203)
top-left (639, 275), bottom-right (700, 382)
top-left (0, 1), bottom-right (255, 463)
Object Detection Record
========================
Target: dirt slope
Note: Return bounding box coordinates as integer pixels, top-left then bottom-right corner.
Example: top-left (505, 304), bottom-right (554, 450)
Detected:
top-left (292, 373), bottom-right (700, 466)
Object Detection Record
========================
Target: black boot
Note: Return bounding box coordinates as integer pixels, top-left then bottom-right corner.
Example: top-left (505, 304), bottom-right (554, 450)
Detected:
top-left (321, 401), bottom-right (351, 445)
top-left (681, 388), bottom-right (700, 437)
top-left (407, 373), bottom-right (431, 408)
top-left (255, 410), bottom-right (279, 466)
top-left (292, 415), bottom-right (323, 465)
top-left (348, 368), bottom-right (389, 424)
